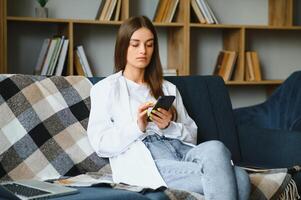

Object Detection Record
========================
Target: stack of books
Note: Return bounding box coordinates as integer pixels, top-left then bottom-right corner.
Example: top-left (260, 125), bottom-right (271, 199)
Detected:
top-left (213, 50), bottom-right (237, 81)
top-left (213, 50), bottom-right (263, 81)
top-left (74, 45), bottom-right (93, 77)
top-left (95, 0), bottom-right (122, 21)
top-left (34, 36), bottom-right (69, 76)
top-left (153, 0), bottom-right (179, 23)
top-left (190, 0), bottom-right (218, 24)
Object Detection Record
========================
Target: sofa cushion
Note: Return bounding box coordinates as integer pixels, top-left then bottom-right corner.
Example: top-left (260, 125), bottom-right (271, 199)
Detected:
top-left (0, 74), bottom-right (108, 181)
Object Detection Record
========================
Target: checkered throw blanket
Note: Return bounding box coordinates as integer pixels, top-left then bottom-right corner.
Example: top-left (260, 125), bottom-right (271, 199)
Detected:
top-left (0, 74), bottom-right (108, 181)
top-left (0, 74), bottom-right (299, 200)
top-left (247, 167), bottom-right (300, 200)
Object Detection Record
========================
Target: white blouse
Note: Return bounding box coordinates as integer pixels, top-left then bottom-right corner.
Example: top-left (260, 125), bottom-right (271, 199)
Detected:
top-left (87, 71), bottom-right (198, 189)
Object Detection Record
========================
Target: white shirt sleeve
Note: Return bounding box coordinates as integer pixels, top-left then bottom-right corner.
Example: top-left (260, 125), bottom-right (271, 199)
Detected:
top-left (87, 83), bottom-right (146, 158)
top-left (159, 88), bottom-right (198, 145)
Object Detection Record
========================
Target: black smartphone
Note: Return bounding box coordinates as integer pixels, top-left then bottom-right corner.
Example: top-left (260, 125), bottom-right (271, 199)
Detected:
top-left (148, 95), bottom-right (175, 121)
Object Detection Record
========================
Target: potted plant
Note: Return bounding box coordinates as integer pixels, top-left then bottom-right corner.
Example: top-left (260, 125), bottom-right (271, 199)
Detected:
top-left (35, 0), bottom-right (49, 18)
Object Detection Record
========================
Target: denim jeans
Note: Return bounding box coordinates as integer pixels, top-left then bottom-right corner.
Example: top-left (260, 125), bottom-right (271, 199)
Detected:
top-left (143, 134), bottom-right (251, 200)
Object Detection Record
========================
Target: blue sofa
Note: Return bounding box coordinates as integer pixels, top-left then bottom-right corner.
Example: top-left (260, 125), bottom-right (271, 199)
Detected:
top-left (0, 74), bottom-right (299, 199)
top-left (234, 71), bottom-right (301, 192)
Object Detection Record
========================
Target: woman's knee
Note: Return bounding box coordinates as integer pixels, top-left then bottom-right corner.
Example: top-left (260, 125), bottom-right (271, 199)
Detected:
top-left (185, 140), bottom-right (232, 164)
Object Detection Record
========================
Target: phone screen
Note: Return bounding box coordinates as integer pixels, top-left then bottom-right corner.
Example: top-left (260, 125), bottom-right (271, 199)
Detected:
top-left (152, 96), bottom-right (175, 111)
top-left (147, 95), bottom-right (175, 121)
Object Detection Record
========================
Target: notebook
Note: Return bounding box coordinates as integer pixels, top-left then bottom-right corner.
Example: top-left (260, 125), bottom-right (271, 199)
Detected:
top-left (0, 179), bottom-right (78, 200)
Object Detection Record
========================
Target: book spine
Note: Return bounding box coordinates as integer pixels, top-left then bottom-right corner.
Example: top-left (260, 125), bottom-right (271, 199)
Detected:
top-left (75, 49), bottom-right (87, 76)
top-left (49, 36), bottom-right (65, 75)
top-left (41, 38), bottom-right (58, 76)
top-left (191, 0), bottom-right (206, 24)
top-left (34, 38), bottom-right (51, 75)
top-left (77, 46), bottom-right (93, 77)
top-left (55, 39), bottom-right (69, 76)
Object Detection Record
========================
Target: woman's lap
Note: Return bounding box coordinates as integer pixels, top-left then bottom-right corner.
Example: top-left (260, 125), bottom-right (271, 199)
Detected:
top-left (143, 135), bottom-right (250, 199)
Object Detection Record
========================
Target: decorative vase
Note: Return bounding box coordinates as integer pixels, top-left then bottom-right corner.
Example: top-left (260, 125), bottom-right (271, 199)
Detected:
top-left (35, 7), bottom-right (48, 18)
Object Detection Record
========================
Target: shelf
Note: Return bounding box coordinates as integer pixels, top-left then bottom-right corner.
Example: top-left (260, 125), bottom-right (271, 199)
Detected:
top-left (6, 16), bottom-right (185, 27)
top-left (190, 23), bottom-right (301, 30)
top-left (190, 23), bottom-right (242, 29)
top-left (6, 16), bottom-right (123, 25)
top-left (245, 25), bottom-right (301, 30)
top-left (153, 22), bottom-right (184, 27)
top-left (7, 16), bottom-right (70, 23)
top-left (225, 80), bottom-right (283, 85)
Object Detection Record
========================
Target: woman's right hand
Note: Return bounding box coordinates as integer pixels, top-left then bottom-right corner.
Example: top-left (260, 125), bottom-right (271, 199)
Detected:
top-left (137, 102), bottom-right (154, 132)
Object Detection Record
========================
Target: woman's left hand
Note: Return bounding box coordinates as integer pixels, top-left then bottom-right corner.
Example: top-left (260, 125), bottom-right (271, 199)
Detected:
top-left (149, 108), bottom-right (173, 129)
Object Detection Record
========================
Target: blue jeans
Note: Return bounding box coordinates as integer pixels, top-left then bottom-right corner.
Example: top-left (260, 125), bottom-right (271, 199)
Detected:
top-left (143, 134), bottom-right (250, 200)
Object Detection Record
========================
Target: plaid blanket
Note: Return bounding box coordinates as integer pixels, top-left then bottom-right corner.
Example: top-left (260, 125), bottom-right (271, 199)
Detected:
top-left (0, 74), bottom-right (108, 181)
top-left (248, 168), bottom-right (300, 200)
top-left (0, 74), bottom-right (299, 200)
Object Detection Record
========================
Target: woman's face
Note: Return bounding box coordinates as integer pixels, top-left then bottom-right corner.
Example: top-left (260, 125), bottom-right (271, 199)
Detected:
top-left (126, 27), bottom-right (154, 70)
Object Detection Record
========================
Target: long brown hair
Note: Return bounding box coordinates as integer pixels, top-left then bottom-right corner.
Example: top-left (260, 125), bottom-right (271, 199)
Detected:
top-left (114, 16), bottom-right (164, 99)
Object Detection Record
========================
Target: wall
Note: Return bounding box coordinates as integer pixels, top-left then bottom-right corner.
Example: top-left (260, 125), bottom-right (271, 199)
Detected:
top-left (6, 0), bottom-right (301, 108)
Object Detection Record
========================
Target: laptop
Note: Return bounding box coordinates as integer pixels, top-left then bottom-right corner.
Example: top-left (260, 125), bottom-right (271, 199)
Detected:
top-left (0, 179), bottom-right (78, 200)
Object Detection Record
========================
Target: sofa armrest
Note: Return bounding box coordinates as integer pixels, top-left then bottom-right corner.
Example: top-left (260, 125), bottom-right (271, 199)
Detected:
top-left (237, 125), bottom-right (301, 168)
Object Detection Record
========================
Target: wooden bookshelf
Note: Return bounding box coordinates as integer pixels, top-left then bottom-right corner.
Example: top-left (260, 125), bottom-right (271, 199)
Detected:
top-left (2, 0), bottom-right (189, 76)
top-left (190, 0), bottom-right (300, 87)
top-left (1, 0), bottom-right (300, 88)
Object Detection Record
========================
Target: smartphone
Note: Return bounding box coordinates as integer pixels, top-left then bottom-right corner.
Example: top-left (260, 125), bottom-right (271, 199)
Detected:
top-left (148, 95), bottom-right (175, 121)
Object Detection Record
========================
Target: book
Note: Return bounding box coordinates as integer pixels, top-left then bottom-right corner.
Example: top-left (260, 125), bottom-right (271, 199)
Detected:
top-left (40, 37), bottom-right (59, 76)
top-left (163, 0), bottom-right (179, 23)
top-left (203, 0), bottom-right (218, 24)
top-left (216, 51), bottom-right (230, 80)
top-left (48, 36), bottom-right (65, 75)
top-left (105, 0), bottom-right (118, 20)
top-left (196, 0), bottom-right (212, 24)
top-left (233, 51), bottom-right (245, 81)
top-left (34, 38), bottom-right (51, 75)
top-left (245, 51), bottom-right (255, 81)
top-left (153, 0), bottom-right (169, 22)
top-left (222, 51), bottom-right (237, 81)
top-left (213, 51), bottom-right (237, 81)
top-left (76, 46), bottom-right (93, 77)
top-left (74, 50), bottom-right (85, 76)
top-left (245, 51), bottom-right (262, 81)
top-left (55, 39), bottom-right (69, 76)
top-left (162, 0), bottom-right (172, 22)
top-left (99, 0), bottom-right (111, 21)
top-left (113, 0), bottom-right (121, 21)
top-left (95, 0), bottom-right (106, 20)
top-left (191, 0), bottom-right (206, 24)
top-left (251, 51), bottom-right (262, 81)
top-left (53, 172), bottom-right (145, 192)
top-left (213, 51), bottom-right (225, 75)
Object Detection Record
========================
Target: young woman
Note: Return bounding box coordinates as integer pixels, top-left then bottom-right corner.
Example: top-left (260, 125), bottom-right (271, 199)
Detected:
top-left (87, 16), bottom-right (250, 199)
